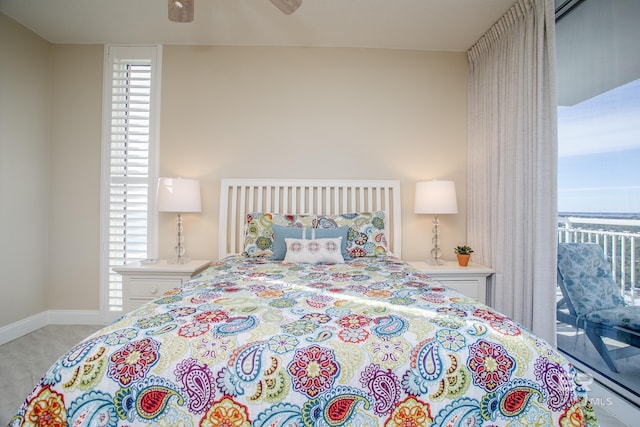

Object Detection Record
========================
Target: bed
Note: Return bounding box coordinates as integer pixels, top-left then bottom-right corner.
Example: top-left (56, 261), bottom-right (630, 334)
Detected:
top-left (9, 179), bottom-right (598, 427)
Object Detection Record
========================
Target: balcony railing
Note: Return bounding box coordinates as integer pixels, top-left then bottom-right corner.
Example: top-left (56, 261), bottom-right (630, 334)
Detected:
top-left (558, 216), bottom-right (640, 306)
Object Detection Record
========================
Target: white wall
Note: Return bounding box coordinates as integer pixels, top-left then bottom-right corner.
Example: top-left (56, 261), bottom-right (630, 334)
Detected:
top-left (0, 13), bottom-right (51, 326)
top-left (47, 45), bottom-right (103, 311)
top-left (0, 15), bottom-right (469, 328)
top-left (158, 45), bottom-right (469, 264)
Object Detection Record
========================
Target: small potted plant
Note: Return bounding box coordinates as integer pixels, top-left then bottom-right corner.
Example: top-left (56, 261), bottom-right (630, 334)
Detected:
top-left (454, 245), bottom-right (474, 266)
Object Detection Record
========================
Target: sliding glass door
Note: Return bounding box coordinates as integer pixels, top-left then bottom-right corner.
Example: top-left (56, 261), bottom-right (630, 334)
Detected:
top-left (555, 0), bottom-right (640, 405)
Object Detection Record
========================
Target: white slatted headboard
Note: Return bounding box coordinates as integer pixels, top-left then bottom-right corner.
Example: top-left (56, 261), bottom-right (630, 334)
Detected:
top-left (219, 179), bottom-right (402, 259)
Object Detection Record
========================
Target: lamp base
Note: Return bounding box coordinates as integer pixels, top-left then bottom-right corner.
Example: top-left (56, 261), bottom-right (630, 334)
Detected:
top-left (428, 214), bottom-right (444, 265)
top-left (426, 257), bottom-right (445, 266)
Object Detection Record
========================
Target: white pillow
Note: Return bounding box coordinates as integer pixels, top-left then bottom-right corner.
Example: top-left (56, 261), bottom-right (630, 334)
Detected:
top-left (283, 237), bottom-right (345, 264)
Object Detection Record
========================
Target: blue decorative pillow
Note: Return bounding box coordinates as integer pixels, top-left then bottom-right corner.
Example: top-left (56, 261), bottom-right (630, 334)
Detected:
top-left (271, 224), bottom-right (350, 260)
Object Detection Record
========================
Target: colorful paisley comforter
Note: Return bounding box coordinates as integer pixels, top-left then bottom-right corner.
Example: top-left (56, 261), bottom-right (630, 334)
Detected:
top-left (9, 256), bottom-right (598, 427)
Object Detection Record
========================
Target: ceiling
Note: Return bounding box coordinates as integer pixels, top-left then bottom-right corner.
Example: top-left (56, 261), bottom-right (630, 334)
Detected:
top-left (0, 0), bottom-right (518, 52)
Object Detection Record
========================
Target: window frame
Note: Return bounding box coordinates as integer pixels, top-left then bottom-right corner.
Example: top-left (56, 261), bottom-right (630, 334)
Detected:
top-left (99, 45), bottom-right (162, 322)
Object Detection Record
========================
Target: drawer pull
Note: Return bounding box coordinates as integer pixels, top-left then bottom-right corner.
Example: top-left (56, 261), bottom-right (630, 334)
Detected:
top-left (150, 287), bottom-right (158, 295)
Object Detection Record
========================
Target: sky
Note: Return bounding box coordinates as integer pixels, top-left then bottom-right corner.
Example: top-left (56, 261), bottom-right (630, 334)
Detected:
top-left (557, 78), bottom-right (640, 214)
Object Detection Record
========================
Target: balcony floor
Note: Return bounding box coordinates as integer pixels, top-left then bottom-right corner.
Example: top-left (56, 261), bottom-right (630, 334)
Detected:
top-left (557, 322), bottom-right (640, 407)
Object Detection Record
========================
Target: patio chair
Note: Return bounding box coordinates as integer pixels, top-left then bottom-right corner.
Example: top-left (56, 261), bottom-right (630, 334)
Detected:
top-left (557, 242), bottom-right (640, 373)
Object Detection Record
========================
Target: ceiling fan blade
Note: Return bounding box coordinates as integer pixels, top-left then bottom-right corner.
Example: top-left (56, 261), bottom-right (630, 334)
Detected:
top-left (168, 0), bottom-right (194, 23)
top-left (269, 0), bottom-right (302, 15)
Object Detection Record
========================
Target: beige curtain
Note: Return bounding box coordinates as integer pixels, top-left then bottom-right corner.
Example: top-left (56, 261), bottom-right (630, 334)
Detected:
top-left (467, 0), bottom-right (558, 344)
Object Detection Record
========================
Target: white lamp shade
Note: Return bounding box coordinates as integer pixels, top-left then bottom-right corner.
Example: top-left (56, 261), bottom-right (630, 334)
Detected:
top-left (157, 178), bottom-right (201, 213)
top-left (414, 180), bottom-right (458, 214)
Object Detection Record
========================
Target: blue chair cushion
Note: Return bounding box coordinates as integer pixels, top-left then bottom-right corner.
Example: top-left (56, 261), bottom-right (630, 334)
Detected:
top-left (585, 306), bottom-right (640, 332)
top-left (557, 243), bottom-right (626, 316)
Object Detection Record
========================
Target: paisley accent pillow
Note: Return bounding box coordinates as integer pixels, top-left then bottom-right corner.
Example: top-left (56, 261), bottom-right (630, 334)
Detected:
top-left (283, 237), bottom-right (345, 264)
top-left (243, 213), bottom-right (314, 258)
top-left (313, 211), bottom-right (388, 257)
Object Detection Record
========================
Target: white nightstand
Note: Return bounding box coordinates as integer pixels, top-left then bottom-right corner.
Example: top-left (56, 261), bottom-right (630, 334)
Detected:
top-left (114, 259), bottom-right (211, 313)
top-left (407, 260), bottom-right (495, 304)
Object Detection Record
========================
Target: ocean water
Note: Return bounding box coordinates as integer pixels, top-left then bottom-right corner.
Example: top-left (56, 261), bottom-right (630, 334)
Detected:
top-left (559, 212), bottom-right (640, 220)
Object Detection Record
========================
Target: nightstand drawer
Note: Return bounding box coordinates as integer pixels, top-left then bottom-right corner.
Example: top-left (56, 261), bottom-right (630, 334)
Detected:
top-left (438, 280), bottom-right (480, 299)
top-left (128, 277), bottom-right (183, 298)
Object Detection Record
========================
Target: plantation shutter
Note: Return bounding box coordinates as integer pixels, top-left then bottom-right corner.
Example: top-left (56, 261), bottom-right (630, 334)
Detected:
top-left (103, 46), bottom-right (160, 313)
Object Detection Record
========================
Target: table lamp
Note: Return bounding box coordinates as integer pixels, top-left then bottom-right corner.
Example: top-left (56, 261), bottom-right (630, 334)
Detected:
top-left (157, 177), bottom-right (201, 264)
top-left (414, 180), bottom-right (458, 265)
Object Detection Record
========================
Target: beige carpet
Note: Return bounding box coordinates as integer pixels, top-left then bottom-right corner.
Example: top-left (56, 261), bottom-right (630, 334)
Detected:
top-left (0, 324), bottom-right (101, 426)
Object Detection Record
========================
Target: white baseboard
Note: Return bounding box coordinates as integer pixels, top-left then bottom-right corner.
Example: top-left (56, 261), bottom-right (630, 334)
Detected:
top-left (0, 312), bottom-right (49, 346)
top-left (0, 310), bottom-right (105, 346)
top-left (46, 309), bottom-right (104, 325)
